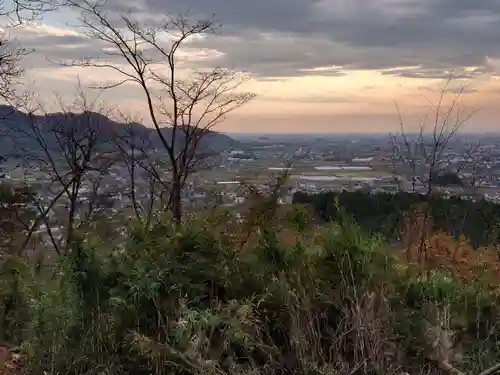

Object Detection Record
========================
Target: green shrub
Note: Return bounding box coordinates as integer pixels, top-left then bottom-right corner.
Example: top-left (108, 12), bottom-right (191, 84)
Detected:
top-left (1, 201), bottom-right (499, 375)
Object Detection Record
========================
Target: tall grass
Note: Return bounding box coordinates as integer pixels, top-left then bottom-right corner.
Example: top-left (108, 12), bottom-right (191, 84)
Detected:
top-left (1, 195), bottom-right (500, 375)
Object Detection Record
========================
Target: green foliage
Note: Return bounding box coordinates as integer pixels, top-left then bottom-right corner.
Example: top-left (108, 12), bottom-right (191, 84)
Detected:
top-left (404, 271), bottom-right (462, 308)
top-left (285, 204), bottom-right (310, 233)
top-left (0, 190), bottom-right (499, 375)
top-left (321, 206), bottom-right (388, 299)
top-left (0, 256), bottom-right (31, 344)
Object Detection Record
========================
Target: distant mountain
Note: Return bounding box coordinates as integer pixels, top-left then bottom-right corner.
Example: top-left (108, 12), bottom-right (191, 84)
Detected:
top-left (0, 105), bottom-right (238, 159)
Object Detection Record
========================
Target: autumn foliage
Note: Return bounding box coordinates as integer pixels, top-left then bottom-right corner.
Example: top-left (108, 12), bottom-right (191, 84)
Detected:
top-left (403, 203), bottom-right (500, 287)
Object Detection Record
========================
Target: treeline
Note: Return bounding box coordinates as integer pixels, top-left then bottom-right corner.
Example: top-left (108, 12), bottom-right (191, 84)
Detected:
top-left (293, 190), bottom-right (500, 248)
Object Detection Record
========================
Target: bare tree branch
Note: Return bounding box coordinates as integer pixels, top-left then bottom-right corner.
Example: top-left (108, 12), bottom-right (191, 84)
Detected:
top-left (391, 75), bottom-right (478, 269)
top-left (0, 0), bottom-right (61, 115)
top-left (0, 35), bottom-right (30, 106)
top-left (5, 80), bottom-right (116, 253)
top-left (63, 0), bottom-right (255, 223)
top-left (1, 0), bottom-right (61, 25)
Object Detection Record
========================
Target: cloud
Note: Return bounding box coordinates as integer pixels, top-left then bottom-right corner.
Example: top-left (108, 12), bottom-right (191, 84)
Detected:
top-left (99, 0), bottom-right (500, 79)
top-left (260, 94), bottom-right (364, 104)
top-left (444, 87), bottom-right (479, 94)
top-left (379, 66), bottom-right (490, 79)
top-left (2, 1), bottom-right (499, 133)
top-left (5, 24), bottom-right (103, 69)
top-left (7, 0), bottom-right (500, 81)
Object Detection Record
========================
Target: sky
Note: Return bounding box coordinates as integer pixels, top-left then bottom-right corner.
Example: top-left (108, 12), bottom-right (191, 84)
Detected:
top-left (2, 0), bottom-right (500, 133)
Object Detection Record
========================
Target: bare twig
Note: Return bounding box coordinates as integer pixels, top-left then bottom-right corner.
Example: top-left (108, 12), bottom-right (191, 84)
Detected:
top-left (63, 0), bottom-right (255, 223)
top-left (7, 80), bottom-right (116, 253)
top-left (391, 75), bottom-right (477, 269)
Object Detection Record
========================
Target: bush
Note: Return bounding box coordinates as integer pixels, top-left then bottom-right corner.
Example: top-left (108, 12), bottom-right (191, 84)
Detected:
top-left (1, 200), bottom-right (500, 375)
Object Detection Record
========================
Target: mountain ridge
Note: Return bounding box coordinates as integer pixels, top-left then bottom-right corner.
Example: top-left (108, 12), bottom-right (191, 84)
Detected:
top-left (0, 105), bottom-right (238, 158)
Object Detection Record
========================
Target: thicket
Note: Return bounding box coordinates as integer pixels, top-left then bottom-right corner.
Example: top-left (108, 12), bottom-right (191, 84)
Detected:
top-left (1, 185), bottom-right (500, 375)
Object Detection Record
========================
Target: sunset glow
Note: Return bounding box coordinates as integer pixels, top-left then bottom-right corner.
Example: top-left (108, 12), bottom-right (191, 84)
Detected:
top-left (3, 0), bottom-right (500, 133)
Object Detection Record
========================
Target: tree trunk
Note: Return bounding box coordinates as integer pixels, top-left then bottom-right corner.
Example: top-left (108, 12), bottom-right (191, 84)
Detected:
top-left (171, 178), bottom-right (182, 225)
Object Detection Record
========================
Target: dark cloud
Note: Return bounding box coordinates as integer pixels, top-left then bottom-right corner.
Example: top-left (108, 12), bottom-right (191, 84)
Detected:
top-left (13, 0), bottom-right (500, 79)
top-left (133, 0), bottom-right (500, 79)
top-left (6, 26), bottom-right (104, 69)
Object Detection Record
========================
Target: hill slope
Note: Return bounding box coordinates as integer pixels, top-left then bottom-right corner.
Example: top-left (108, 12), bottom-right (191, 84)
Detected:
top-left (0, 105), bottom-right (237, 159)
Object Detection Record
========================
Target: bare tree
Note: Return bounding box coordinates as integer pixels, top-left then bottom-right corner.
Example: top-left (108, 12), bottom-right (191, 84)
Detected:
top-left (391, 77), bottom-right (477, 196)
top-left (0, 38), bottom-right (29, 106)
top-left (0, 0), bottom-right (70, 120)
top-left (0, 0), bottom-right (62, 106)
top-left (5, 84), bottom-right (116, 253)
top-left (112, 114), bottom-right (169, 228)
top-left (1, 0), bottom-right (60, 24)
top-left (390, 76), bottom-right (479, 268)
top-left (64, 0), bottom-right (255, 223)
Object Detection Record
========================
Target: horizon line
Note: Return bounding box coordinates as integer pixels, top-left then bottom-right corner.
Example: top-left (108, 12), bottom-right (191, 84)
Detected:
top-left (223, 131), bottom-right (500, 135)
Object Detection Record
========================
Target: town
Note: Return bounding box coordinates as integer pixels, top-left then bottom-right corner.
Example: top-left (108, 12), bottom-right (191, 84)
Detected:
top-left (2, 131), bottom-right (500, 225)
